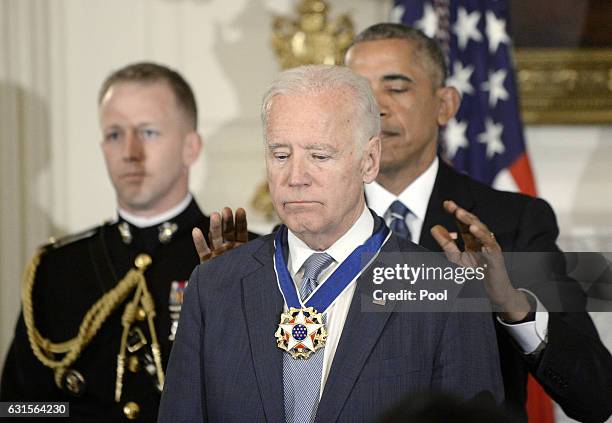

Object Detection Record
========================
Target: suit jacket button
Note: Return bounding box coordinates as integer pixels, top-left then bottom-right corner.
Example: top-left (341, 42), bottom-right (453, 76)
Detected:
top-left (123, 402), bottom-right (140, 420)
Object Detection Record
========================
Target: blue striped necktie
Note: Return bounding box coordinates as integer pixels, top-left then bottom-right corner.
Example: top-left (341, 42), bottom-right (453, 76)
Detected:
top-left (283, 252), bottom-right (334, 423)
top-left (388, 200), bottom-right (412, 240)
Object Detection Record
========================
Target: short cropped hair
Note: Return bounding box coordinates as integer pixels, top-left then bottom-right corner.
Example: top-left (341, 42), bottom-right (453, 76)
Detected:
top-left (98, 62), bottom-right (198, 130)
top-left (261, 64), bottom-right (380, 148)
top-left (349, 23), bottom-right (447, 89)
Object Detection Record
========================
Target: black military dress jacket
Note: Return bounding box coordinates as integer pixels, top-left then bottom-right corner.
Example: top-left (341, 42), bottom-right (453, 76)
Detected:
top-left (1, 199), bottom-right (210, 422)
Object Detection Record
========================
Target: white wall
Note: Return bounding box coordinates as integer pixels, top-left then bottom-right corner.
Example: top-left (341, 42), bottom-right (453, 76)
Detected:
top-left (528, 125), bottom-right (612, 423)
top-left (528, 126), bottom-right (612, 235)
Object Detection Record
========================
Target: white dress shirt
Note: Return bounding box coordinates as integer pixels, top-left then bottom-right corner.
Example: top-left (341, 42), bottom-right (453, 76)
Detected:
top-left (365, 157), bottom-right (438, 244)
top-left (118, 193), bottom-right (192, 228)
top-left (497, 290), bottom-right (549, 353)
top-left (286, 205), bottom-right (374, 395)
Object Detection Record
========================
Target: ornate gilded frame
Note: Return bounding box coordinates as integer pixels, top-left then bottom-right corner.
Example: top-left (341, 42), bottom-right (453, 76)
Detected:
top-left (514, 48), bottom-right (612, 124)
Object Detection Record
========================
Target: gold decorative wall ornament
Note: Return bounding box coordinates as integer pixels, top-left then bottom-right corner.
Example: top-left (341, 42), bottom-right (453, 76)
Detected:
top-left (515, 48), bottom-right (612, 124)
top-left (251, 181), bottom-right (277, 221)
top-left (271, 0), bottom-right (354, 70)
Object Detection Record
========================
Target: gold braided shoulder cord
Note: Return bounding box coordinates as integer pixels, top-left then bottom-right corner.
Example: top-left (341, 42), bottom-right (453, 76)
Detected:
top-left (114, 255), bottom-right (165, 402)
top-left (21, 249), bottom-right (152, 389)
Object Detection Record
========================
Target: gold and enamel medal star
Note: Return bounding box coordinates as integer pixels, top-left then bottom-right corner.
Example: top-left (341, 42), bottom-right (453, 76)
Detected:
top-left (275, 307), bottom-right (327, 359)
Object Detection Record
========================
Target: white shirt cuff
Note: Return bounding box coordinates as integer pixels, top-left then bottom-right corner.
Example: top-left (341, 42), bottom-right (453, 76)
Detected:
top-left (496, 289), bottom-right (549, 354)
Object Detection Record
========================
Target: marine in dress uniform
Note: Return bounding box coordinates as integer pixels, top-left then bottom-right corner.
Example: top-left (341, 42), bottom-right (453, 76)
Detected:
top-left (2, 61), bottom-right (255, 422)
top-left (1, 195), bottom-right (209, 422)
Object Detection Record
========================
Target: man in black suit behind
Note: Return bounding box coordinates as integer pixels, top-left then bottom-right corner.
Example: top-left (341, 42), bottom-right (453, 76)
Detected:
top-left (344, 23), bottom-right (612, 422)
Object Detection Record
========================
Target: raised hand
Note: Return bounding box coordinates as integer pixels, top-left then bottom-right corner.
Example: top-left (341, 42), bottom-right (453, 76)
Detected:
top-left (430, 200), bottom-right (531, 322)
top-left (193, 207), bottom-right (248, 263)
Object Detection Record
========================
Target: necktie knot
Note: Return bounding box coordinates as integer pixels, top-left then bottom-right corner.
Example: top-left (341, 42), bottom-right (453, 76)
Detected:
top-left (388, 200), bottom-right (412, 240)
top-left (389, 200), bottom-right (410, 220)
top-left (302, 252), bottom-right (334, 283)
top-left (300, 252), bottom-right (334, 299)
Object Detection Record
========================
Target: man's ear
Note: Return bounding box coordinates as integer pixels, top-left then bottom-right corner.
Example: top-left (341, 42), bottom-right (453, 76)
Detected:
top-left (362, 136), bottom-right (381, 184)
top-left (436, 86), bottom-right (461, 126)
top-left (183, 131), bottom-right (203, 167)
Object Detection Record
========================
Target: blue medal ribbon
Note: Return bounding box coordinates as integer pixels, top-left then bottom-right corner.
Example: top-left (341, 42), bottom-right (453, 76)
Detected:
top-left (273, 222), bottom-right (391, 314)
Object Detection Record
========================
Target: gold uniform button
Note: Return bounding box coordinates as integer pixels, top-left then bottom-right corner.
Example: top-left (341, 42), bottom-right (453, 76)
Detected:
top-left (123, 401), bottom-right (140, 420)
top-left (62, 369), bottom-right (86, 396)
top-left (128, 355), bottom-right (140, 373)
top-left (136, 307), bottom-right (146, 321)
top-left (134, 253), bottom-right (152, 270)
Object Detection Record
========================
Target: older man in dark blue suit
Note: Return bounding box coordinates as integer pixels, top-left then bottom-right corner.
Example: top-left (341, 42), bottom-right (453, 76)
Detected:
top-left (158, 64), bottom-right (503, 422)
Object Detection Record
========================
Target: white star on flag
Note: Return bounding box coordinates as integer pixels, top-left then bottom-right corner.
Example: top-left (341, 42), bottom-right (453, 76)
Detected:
top-left (485, 11), bottom-right (510, 54)
top-left (415, 3), bottom-right (438, 38)
top-left (481, 69), bottom-right (509, 107)
top-left (390, 5), bottom-right (405, 23)
top-left (453, 7), bottom-right (482, 50)
top-left (478, 118), bottom-right (505, 158)
top-left (444, 118), bottom-right (469, 159)
top-left (447, 61), bottom-right (475, 96)
top-left (279, 309), bottom-right (322, 352)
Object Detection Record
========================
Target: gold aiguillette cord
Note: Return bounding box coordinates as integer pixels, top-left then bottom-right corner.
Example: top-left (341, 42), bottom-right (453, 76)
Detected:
top-left (21, 249), bottom-right (149, 390)
top-left (115, 254), bottom-right (164, 402)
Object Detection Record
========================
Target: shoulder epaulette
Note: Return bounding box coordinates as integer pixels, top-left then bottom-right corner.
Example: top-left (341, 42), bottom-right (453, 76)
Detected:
top-left (42, 221), bottom-right (110, 251)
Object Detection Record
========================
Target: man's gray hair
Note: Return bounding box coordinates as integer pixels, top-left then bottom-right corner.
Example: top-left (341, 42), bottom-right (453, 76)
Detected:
top-left (261, 64), bottom-right (380, 147)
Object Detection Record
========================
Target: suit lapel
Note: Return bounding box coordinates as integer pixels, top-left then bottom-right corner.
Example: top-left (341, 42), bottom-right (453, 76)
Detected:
top-left (242, 238), bottom-right (285, 423)
top-left (420, 159), bottom-right (474, 251)
top-left (315, 236), bottom-right (401, 422)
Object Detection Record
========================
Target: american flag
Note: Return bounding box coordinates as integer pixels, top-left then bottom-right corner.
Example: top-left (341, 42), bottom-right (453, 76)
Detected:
top-left (391, 0), bottom-right (537, 197)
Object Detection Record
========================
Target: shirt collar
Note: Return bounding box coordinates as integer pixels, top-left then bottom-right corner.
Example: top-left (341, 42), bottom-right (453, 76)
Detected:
top-left (287, 205), bottom-right (374, 275)
top-left (118, 193), bottom-right (193, 228)
top-left (365, 156), bottom-right (438, 220)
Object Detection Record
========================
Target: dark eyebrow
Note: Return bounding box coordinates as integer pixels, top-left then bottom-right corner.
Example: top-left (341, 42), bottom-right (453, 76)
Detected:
top-left (381, 74), bottom-right (413, 83)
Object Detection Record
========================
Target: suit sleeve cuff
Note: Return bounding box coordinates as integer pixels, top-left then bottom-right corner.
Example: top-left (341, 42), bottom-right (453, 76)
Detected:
top-left (496, 289), bottom-right (549, 354)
